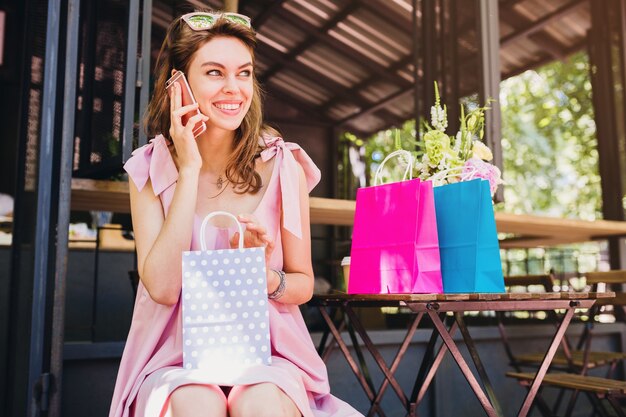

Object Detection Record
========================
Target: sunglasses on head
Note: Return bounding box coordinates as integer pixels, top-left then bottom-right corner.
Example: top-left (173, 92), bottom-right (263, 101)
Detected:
top-left (181, 12), bottom-right (252, 31)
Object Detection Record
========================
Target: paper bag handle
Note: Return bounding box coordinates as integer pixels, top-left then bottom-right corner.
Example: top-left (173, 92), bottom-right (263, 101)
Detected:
top-left (430, 166), bottom-right (478, 186)
top-left (373, 150), bottom-right (414, 186)
top-left (199, 211), bottom-right (245, 251)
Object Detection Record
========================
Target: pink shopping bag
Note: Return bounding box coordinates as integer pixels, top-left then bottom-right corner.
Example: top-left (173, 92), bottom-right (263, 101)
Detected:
top-left (348, 150), bottom-right (443, 294)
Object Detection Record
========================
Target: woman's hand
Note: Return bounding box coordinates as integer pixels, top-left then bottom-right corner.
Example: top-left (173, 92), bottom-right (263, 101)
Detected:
top-left (229, 214), bottom-right (278, 293)
top-left (168, 82), bottom-right (208, 172)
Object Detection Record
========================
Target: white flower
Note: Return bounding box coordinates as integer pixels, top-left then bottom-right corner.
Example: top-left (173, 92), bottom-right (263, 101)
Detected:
top-left (472, 140), bottom-right (493, 161)
top-left (454, 131), bottom-right (463, 153)
top-left (430, 105), bottom-right (448, 131)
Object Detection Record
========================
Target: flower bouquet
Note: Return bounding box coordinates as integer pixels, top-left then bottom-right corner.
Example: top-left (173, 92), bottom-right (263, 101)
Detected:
top-left (413, 83), bottom-right (505, 293)
top-left (415, 83), bottom-right (503, 196)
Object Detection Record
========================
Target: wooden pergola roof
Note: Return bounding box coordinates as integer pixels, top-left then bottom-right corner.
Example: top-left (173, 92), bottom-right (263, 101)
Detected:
top-left (153, 0), bottom-right (591, 137)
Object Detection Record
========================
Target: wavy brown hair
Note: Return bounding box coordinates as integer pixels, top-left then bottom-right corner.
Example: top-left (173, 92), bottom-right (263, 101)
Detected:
top-left (146, 13), bottom-right (279, 194)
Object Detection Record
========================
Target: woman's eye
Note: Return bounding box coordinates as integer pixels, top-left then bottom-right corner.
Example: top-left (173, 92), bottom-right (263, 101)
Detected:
top-left (207, 70), bottom-right (221, 76)
top-left (239, 70), bottom-right (251, 77)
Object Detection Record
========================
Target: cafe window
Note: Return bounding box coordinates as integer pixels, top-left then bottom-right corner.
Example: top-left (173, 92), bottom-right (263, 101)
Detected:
top-left (72, 0), bottom-right (137, 179)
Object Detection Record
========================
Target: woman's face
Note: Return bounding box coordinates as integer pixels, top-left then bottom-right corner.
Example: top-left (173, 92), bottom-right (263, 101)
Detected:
top-left (187, 36), bottom-right (254, 134)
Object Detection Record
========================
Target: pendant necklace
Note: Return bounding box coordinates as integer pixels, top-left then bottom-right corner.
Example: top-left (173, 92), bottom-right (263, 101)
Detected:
top-left (208, 175), bottom-right (228, 199)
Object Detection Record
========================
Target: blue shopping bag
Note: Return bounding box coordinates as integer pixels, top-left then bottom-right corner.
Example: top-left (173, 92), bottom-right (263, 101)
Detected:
top-left (433, 179), bottom-right (504, 293)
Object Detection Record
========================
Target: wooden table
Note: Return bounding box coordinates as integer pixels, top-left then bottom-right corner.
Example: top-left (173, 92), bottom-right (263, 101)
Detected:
top-left (71, 179), bottom-right (626, 248)
top-left (310, 291), bottom-right (615, 417)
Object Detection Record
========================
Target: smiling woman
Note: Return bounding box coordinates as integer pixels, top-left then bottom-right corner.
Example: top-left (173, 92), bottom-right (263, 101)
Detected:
top-left (108, 10), bottom-right (363, 417)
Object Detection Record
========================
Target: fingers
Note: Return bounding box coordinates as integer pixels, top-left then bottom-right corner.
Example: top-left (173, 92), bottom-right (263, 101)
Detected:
top-left (229, 232), bottom-right (240, 248)
top-left (235, 215), bottom-right (273, 249)
top-left (169, 82), bottom-right (183, 126)
top-left (265, 238), bottom-right (275, 254)
top-left (244, 226), bottom-right (272, 247)
top-left (172, 102), bottom-right (200, 119)
top-left (183, 112), bottom-right (209, 133)
top-left (242, 230), bottom-right (271, 248)
top-left (169, 82), bottom-right (207, 137)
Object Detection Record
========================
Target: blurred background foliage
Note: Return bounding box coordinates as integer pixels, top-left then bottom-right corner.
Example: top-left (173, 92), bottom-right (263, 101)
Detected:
top-left (499, 51), bottom-right (601, 221)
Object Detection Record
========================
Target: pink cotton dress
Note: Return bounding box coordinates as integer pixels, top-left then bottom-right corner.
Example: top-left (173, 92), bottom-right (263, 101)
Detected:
top-left (109, 135), bottom-right (363, 417)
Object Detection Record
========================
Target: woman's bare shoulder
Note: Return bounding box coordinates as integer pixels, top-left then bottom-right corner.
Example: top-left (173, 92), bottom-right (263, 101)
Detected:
top-left (255, 155), bottom-right (276, 182)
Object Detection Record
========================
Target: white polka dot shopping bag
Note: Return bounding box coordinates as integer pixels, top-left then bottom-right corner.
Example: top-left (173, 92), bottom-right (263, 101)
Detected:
top-left (181, 211), bottom-right (271, 372)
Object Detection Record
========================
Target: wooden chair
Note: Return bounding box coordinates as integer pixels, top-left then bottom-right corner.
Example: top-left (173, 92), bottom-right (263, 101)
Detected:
top-left (508, 271), bottom-right (626, 373)
top-left (504, 274), bottom-right (555, 292)
top-left (498, 274), bottom-right (569, 371)
top-left (507, 372), bottom-right (626, 416)
top-left (507, 270), bottom-right (626, 416)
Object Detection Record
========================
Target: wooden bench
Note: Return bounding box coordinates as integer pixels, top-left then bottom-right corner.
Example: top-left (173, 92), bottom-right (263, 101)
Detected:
top-left (507, 272), bottom-right (626, 373)
top-left (506, 271), bottom-right (626, 416)
top-left (505, 274), bottom-right (555, 292)
top-left (566, 271), bottom-right (626, 374)
top-left (513, 351), bottom-right (626, 370)
top-left (507, 372), bottom-right (626, 416)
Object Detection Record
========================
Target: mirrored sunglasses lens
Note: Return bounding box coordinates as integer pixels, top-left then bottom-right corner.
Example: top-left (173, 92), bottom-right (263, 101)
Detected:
top-left (187, 15), bottom-right (216, 29)
top-left (225, 14), bottom-right (251, 27)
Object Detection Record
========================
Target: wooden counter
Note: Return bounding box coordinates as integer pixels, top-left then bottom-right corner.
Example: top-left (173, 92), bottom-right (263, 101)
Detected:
top-left (71, 179), bottom-right (626, 248)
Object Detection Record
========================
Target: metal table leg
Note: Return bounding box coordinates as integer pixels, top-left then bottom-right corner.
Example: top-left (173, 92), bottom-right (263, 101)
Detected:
top-left (342, 306), bottom-right (421, 416)
top-left (456, 312), bottom-right (504, 416)
top-left (317, 306), bottom-right (387, 417)
top-left (412, 316), bottom-right (458, 408)
top-left (426, 309), bottom-right (499, 417)
top-left (516, 303), bottom-right (577, 417)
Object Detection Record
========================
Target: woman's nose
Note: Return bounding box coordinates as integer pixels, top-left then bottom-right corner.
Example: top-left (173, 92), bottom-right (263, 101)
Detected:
top-left (222, 76), bottom-right (239, 94)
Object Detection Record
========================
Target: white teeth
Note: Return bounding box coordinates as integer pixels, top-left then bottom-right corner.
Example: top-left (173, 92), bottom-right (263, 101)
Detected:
top-left (214, 103), bottom-right (240, 110)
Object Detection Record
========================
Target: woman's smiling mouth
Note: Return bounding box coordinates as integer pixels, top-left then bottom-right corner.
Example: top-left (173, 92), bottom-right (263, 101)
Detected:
top-left (213, 101), bottom-right (243, 115)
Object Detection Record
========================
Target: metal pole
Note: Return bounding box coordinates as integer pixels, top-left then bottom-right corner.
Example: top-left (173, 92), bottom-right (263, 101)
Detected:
top-left (28, 0), bottom-right (62, 414)
top-left (412, 0), bottom-right (420, 143)
top-left (477, 0), bottom-right (503, 202)
top-left (422, 0), bottom-right (435, 120)
top-left (137, 0), bottom-right (153, 148)
top-left (224, 0), bottom-right (239, 12)
top-left (121, 0), bottom-right (141, 163)
top-left (48, 0), bottom-right (81, 416)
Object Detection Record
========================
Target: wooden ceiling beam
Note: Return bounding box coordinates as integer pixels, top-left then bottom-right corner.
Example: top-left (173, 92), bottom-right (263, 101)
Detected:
top-left (320, 55), bottom-right (413, 113)
top-left (359, 0), bottom-right (413, 33)
top-left (264, 88), bottom-right (332, 123)
top-left (498, 0), bottom-right (529, 12)
top-left (258, 44), bottom-right (410, 126)
top-left (528, 33), bottom-right (567, 60)
top-left (338, 88), bottom-right (412, 125)
top-left (274, 6), bottom-right (412, 89)
top-left (343, 113), bottom-right (409, 138)
top-left (501, 39), bottom-right (586, 80)
top-left (258, 47), bottom-right (406, 126)
top-left (260, 1), bottom-right (360, 83)
top-left (257, 44), bottom-right (372, 108)
top-left (499, 6), bottom-right (568, 60)
top-left (248, 0), bottom-right (288, 31)
top-left (340, 31), bottom-right (587, 134)
top-left (500, 0), bottom-right (588, 48)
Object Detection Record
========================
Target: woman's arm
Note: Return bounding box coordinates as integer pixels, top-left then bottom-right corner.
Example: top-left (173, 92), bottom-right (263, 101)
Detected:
top-left (131, 82), bottom-right (208, 306)
top-left (130, 166), bottom-right (200, 305)
top-left (275, 164), bottom-right (315, 305)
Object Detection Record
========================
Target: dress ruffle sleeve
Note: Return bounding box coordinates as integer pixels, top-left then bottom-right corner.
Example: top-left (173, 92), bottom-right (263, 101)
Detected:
top-left (259, 135), bottom-right (321, 240)
top-left (123, 134), bottom-right (178, 195)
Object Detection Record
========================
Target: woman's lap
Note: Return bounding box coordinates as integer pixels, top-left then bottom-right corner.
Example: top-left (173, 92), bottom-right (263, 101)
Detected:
top-left (133, 366), bottom-right (302, 417)
top-left (228, 383), bottom-right (301, 417)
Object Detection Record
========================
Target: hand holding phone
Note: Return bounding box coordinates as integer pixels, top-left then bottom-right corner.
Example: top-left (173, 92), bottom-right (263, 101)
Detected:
top-left (165, 70), bottom-right (207, 138)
